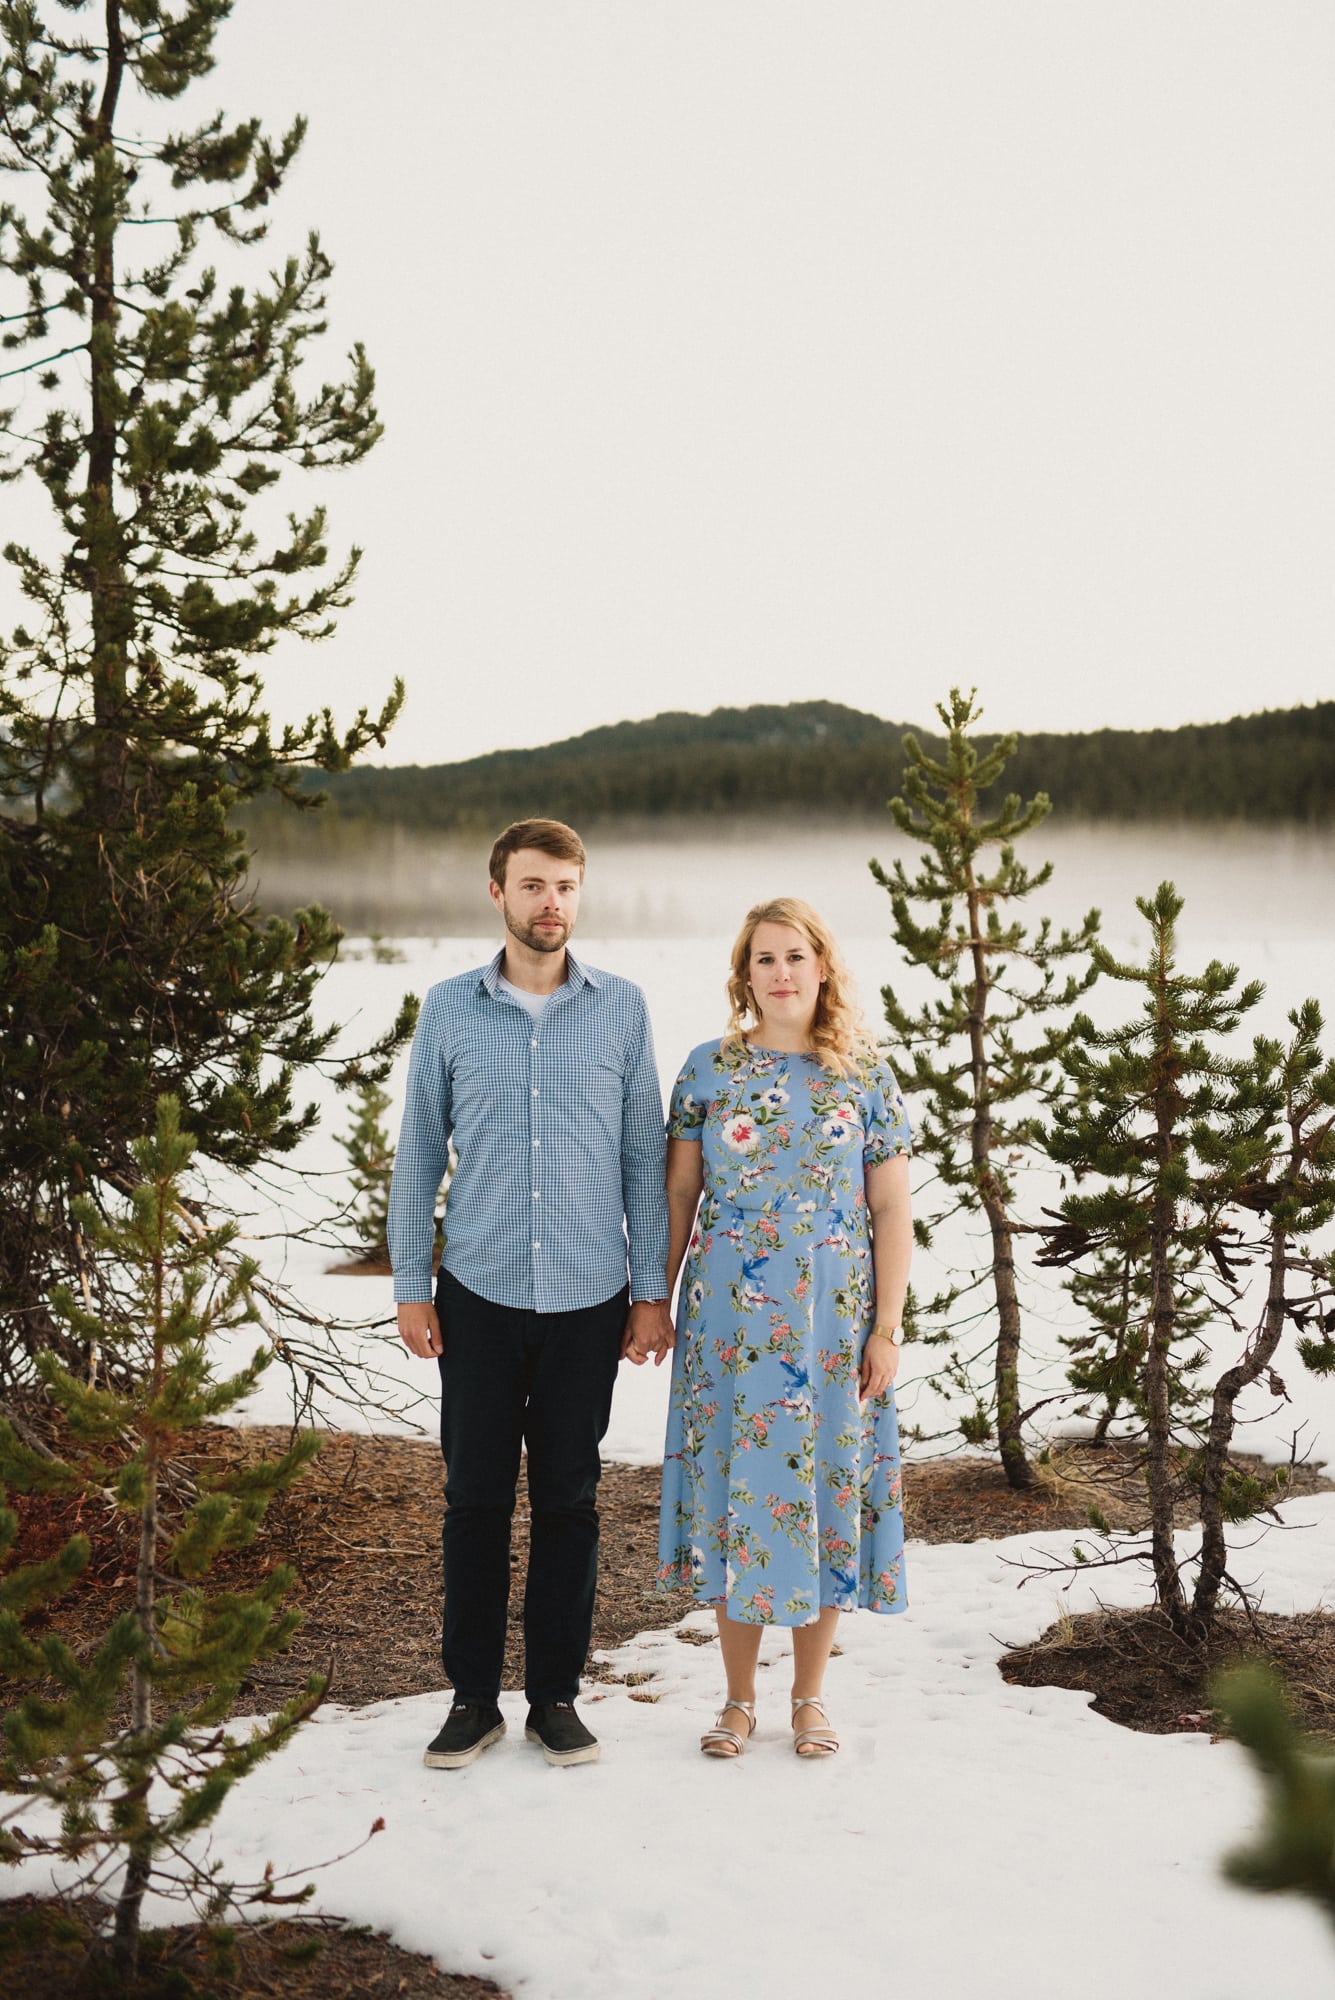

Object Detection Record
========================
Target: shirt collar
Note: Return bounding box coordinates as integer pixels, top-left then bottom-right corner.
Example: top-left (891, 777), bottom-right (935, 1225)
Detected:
top-left (479, 947), bottom-right (599, 998)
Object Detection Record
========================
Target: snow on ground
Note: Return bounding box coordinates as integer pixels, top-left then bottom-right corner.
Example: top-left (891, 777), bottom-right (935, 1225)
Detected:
top-left (8, 1497), bottom-right (1334, 1999)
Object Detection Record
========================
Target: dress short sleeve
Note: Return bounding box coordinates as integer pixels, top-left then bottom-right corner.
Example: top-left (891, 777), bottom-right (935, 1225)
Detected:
top-left (861, 1056), bottom-right (912, 1168)
top-left (667, 1045), bottom-right (710, 1141)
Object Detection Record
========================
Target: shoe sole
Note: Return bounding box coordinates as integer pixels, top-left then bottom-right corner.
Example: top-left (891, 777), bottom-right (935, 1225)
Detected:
top-left (423, 1719), bottom-right (506, 1769)
top-left (524, 1725), bottom-right (600, 1766)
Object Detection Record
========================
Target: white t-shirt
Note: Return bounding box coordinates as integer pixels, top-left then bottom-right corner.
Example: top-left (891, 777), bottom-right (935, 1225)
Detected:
top-left (498, 974), bottom-right (553, 1021)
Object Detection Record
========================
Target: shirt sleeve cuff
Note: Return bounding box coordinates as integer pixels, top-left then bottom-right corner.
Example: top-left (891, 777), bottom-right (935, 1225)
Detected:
top-left (393, 1269), bottom-right (436, 1304)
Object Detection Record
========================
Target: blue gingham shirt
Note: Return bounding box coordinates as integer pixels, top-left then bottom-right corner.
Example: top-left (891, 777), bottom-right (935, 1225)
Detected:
top-left (388, 950), bottom-right (669, 1312)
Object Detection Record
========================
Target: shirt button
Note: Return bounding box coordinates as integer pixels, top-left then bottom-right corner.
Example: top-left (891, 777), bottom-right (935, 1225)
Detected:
top-left (532, 1089), bottom-right (539, 1098)
top-left (533, 1139), bottom-right (540, 1148)
top-left (530, 1037), bottom-right (537, 1047)
top-left (533, 1190), bottom-right (540, 1199)
top-left (533, 1241), bottom-right (540, 1250)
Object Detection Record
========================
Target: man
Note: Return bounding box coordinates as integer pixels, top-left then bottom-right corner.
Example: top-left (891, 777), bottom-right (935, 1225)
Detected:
top-left (389, 818), bottom-right (673, 1769)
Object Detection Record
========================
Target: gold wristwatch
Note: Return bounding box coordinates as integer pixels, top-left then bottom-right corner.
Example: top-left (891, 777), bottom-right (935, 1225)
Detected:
top-left (869, 1324), bottom-right (902, 1344)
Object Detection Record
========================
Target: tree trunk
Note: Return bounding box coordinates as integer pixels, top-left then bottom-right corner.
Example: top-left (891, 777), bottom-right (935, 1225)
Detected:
top-left (87, 0), bottom-right (131, 823)
top-left (1145, 942), bottom-right (1187, 1626)
top-left (111, 1456), bottom-right (156, 1980)
top-left (1191, 1214), bottom-right (1290, 1633)
top-left (114, 1064), bottom-right (162, 1983)
top-left (963, 855), bottom-right (1032, 1489)
top-left (112, 1845), bottom-right (152, 1981)
top-left (1144, 1197), bottom-right (1186, 1624)
top-left (981, 1179), bottom-right (1030, 1488)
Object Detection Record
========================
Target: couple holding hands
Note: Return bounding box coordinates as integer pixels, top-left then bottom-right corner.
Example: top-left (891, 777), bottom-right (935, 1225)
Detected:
top-left (390, 818), bottom-right (911, 1771)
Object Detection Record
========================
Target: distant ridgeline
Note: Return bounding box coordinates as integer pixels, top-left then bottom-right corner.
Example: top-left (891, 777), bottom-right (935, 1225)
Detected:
top-left (300, 699), bottom-right (1334, 829)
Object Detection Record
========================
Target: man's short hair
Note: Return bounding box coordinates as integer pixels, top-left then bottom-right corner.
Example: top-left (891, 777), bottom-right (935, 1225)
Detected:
top-left (489, 818), bottom-right (587, 889)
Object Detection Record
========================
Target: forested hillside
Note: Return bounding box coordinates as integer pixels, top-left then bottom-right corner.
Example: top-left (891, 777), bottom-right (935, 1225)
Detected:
top-left (297, 699), bottom-right (1334, 828)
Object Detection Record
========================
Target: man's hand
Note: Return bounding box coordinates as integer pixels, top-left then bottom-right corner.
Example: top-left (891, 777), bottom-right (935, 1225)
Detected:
top-left (398, 1300), bottom-right (443, 1359)
top-left (621, 1298), bottom-right (674, 1367)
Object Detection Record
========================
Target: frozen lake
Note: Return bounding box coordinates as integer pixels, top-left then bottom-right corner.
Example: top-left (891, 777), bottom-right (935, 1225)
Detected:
top-left (232, 819), bottom-right (1335, 1470)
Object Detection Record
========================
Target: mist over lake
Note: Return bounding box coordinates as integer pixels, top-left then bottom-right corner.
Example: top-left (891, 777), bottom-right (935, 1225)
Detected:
top-left (247, 814), bottom-right (1334, 954)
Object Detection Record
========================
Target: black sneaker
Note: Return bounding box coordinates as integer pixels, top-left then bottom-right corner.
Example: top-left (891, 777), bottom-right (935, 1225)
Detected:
top-left (423, 1700), bottom-right (506, 1769)
top-left (524, 1700), bottom-right (600, 1766)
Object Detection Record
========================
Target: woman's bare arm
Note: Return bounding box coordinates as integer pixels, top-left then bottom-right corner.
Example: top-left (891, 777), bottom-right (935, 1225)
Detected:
top-left (861, 1151), bottom-right (912, 1399)
top-left (665, 1137), bottom-right (705, 1307)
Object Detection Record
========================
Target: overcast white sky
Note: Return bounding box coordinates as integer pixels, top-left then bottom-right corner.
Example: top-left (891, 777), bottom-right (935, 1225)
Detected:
top-left (36, 4), bottom-right (1335, 762)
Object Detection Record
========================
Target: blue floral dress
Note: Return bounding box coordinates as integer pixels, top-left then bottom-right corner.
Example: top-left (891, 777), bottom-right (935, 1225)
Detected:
top-left (656, 1039), bottom-right (913, 1626)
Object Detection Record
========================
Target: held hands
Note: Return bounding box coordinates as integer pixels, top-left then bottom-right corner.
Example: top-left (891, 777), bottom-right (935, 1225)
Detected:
top-left (397, 1300), bottom-right (443, 1359)
top-left (621, 1298), bottom-right (675, 1367)
top-left (858, 1328), bottom-right (901, 1405)
top-left (398, 1298), bottom-right (673, 1365)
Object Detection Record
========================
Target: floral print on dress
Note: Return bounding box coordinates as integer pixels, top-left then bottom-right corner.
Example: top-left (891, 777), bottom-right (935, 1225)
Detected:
top-left (656, 1039), bottom-right (912, 1626)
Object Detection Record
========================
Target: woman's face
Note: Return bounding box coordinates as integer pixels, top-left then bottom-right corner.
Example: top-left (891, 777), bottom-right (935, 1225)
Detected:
top-left (747, 921), bottom-right (826, 1032)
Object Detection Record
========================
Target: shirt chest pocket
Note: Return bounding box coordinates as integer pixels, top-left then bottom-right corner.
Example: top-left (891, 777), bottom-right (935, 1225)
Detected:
top-left (450, 1046), bottom-right (530, 1123)
top-left (574, 1055), bottom-right (625, 1140)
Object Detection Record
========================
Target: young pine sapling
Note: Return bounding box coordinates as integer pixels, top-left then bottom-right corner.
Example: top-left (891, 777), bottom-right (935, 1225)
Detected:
top-left (0, 1099), bottom-right (363, 1981)
top-left (873, 689), bottom-right (1099, 1489)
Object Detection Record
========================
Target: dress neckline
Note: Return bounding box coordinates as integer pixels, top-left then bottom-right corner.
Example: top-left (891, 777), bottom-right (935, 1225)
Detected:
top-left (741, 1040), bottom-right (816, 1059)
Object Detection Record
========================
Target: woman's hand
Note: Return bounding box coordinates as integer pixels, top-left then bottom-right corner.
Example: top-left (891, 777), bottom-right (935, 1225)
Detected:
top-left (858, 1330), bottom-right (900, 1405)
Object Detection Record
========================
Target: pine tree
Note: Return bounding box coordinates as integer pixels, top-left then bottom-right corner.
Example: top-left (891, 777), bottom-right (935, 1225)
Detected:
top-left (340, 1077), bottom-right (395, 1261)
top-left (0, 0), bottom-right (411, 1393)
top-left (872, 688), bottom-right (1099, 1489)
top-left (336, 1076), bottom-right (450, 1267)
top-left (1059, 1195), bottom-right (1213, 1442)
top-left (0, 1097), bottom-right (330, 1981)
top-left (1213, 1662), bottom-right (1335, 1934)
top-left (1040, 889), bottom-right (1335, 1633)
top-left (1191, 1001), bottom-right (1335, 1626)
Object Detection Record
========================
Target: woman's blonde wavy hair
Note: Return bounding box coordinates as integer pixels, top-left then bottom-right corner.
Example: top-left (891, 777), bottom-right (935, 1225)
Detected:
top-left (722, 897), bottom-right (873, 1077)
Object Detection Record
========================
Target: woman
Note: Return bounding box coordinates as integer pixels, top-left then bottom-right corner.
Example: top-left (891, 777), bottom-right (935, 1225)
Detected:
top-left (656, 898), bottom-right (912, 1758)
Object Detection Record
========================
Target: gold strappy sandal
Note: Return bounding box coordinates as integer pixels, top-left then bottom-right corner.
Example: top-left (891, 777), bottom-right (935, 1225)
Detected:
top-left (700, 1698), bottom-right (757, 1758)
top-left (791, 1694), bottom-right (839, 1758)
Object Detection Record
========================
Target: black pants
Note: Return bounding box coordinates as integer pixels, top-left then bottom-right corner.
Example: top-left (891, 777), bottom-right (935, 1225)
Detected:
top-left (435, 1268), bottom-right (627, 1706)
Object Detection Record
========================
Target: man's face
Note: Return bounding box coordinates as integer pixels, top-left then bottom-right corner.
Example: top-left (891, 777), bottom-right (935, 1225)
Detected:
top-left (489, 847), bottom-right (583, 954)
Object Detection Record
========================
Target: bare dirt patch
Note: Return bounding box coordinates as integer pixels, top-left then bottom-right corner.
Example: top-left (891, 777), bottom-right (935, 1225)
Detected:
top-left (7, 1429), bottom-right (677, 1714)
top-left (0, 1897), bottom-right (506, 2000)
top-left (903, 1437), bottom-right (1332, 1543)
top-left (999, 1604), bottom-right (1335, 1742)
top-left (10, 1428), bottom-right (1328, 1715)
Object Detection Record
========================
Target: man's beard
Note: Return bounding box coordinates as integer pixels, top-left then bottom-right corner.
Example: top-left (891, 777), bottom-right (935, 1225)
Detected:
top-left (503, 906), bottom-right (571, 954)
